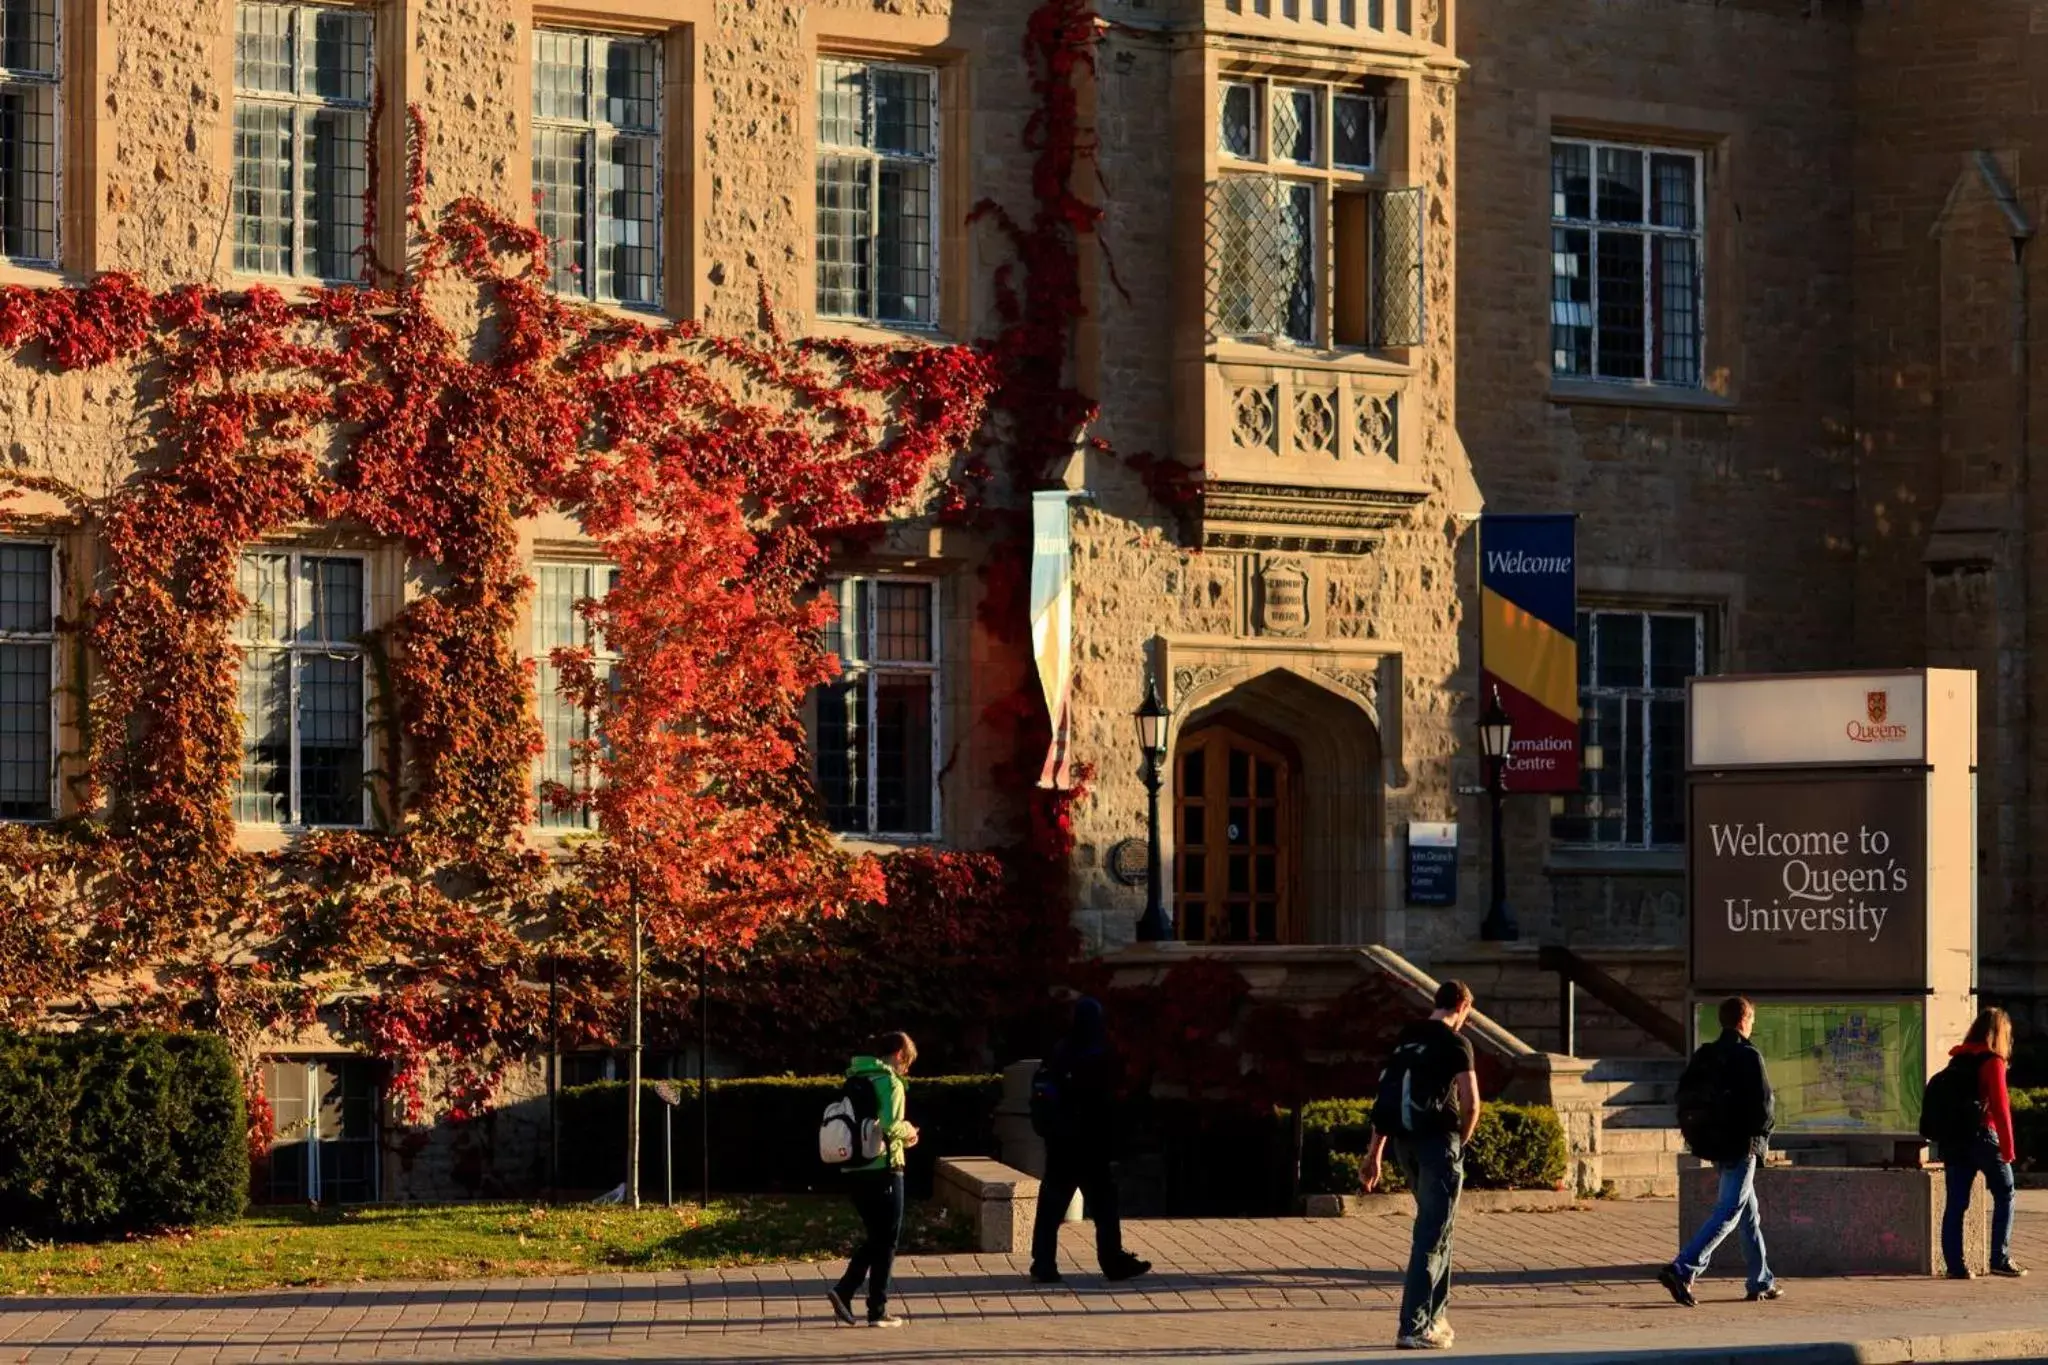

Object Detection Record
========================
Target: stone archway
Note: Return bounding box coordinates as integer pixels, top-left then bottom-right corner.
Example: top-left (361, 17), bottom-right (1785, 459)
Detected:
top-left (1170, 665), bottom-right (1385, 945)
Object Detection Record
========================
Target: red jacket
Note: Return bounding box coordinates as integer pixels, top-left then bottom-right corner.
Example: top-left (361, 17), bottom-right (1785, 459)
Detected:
top-left (1950, 1042), bottom-right (2016, 1164)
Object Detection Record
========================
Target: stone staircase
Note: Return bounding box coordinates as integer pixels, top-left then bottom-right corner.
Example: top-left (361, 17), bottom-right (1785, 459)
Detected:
top-left (1584, 1055), bottom-right (1686, 1198)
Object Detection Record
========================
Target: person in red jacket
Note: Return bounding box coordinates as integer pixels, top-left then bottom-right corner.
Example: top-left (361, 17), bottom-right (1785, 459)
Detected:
top-left (1942, 1006), bottom-right (2025, 1280)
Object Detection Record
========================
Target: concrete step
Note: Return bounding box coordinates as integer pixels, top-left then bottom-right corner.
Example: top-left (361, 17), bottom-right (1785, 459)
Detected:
top-left (1587, 1076), bottom-right (1678, 1107)
top-left (1603, 1173), bottom-right (1679, 1199)
top-left (1603, 1103), bottom-right (1678, 1129)
top-left (1583, 1056), bottom-right (1686, 1082)
top-left (1598, 1148), bottom-right (1679, 1179)
top-left (1600, 1125), bottom-right (1686, 1155)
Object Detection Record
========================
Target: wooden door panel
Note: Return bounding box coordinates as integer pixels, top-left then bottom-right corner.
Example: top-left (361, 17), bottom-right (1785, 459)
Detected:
top-left (1173, 723), bottom-right (1295, 945)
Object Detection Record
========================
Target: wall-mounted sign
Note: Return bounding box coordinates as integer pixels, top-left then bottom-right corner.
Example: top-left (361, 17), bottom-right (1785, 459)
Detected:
top-left (1406, 821), bottom-right (1458, 907)
top-left (1689, 672), bottom-right (1928, 768)
top-left (1107, 838), bottom-right (1148, 887)
top-left (1478, 514), bottom-right (1579, 793)
top-left (1689, 770), bottom-right (1927, 992)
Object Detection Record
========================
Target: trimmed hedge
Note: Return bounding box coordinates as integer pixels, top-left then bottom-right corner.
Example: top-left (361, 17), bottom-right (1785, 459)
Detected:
top-left (555, 1074), bottom-right (1002, 1200)
top-left (2008, 1088), bottom-right (2048, 1168)
top-left (1298, 1100), bottom-right (1568, 1196)
top-left (0, 1031), bottom-right (247, 1241)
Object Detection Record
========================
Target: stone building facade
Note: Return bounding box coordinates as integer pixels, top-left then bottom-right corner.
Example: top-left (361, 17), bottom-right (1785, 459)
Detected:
top-left (15, 0), bottom-right (2048, 1198)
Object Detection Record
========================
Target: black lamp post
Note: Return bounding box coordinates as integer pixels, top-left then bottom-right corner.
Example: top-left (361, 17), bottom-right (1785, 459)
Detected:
top-left (1135, 675), bottom-right (1174, 943)
top-left (1478, 689), bottom-right (1519, 942)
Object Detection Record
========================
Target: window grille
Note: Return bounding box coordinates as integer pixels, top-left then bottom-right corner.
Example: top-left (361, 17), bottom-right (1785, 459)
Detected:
top-left (532, 29), bottom-right (662, 307)
top-left (815, 59), bottom-right (938, 327)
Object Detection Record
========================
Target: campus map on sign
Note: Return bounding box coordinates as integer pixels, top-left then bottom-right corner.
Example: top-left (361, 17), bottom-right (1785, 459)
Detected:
top-left (1694, 1002), bottom-right (1924, 1135)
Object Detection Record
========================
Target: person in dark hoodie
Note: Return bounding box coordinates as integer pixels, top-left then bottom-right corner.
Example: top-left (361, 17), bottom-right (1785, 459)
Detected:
top-left (1027, 997), bottom-right (1151, 1285)
top-left (1658, 996), bottom-right (1778, 1307)
top-left (1940, 1006), bottom-right (2026, 1280)
top-left (826, 1032), bottom-right (919, 1329)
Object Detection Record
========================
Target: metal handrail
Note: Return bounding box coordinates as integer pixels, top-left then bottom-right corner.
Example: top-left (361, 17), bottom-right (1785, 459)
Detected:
top-left (1536, 945), bottom-right (1686, 1056)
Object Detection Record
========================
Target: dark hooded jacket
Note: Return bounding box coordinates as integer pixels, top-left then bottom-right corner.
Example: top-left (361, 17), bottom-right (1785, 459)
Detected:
top-left (1045, 997), bottom-right (1120, 1151)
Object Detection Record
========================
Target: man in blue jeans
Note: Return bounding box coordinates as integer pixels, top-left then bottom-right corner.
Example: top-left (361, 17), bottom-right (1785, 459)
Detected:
top-left (1659, 995), bottom-right (1779, 1307)
top-left (1363, 980), bottom-right (1481, 1351)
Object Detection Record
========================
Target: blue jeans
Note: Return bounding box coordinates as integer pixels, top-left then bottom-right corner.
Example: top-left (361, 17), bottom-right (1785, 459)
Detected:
top-left (1942, 1131), bottom-right (2016, 1274)
top-left (1392, 1132), bottom-right (1463, 1338)
top-left (1675, 1154), bottom-right (1773, 1294)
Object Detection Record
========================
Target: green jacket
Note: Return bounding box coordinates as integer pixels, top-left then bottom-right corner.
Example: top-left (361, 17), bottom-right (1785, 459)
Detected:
top-left (845, 1055), bottom-right (912, 1172)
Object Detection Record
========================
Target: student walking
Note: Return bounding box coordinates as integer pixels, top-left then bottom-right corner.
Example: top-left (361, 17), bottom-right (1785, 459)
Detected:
top-left (1027, 997), bottom-right (1151, 1285)
top-left (1659, 996), bottom-right (1778, 1307)
top-left (1363, 979), bottom-right (1481, 1352)
top-left (1929, 1006), bottom-right (2027, 1279)
top-left (827, 1032), bottom-right (920, 1328)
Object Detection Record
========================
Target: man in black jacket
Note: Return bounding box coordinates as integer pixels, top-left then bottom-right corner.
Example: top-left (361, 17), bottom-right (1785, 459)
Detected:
top-left (1027, 997), bottom-right (1150, 1285)
top-left (1659, 995), bottom-right (1780, 1307)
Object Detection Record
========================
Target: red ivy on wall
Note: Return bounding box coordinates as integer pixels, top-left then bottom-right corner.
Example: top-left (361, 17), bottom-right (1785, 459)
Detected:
top-left (0, 108), bottom-right (995, 1127)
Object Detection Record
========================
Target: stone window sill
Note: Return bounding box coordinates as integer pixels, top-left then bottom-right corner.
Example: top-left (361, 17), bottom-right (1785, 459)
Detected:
top-left (1548, 378), bottom-right (1740, 415)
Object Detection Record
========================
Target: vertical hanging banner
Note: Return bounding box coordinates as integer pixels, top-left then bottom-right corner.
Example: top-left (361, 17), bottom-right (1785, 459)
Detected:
top-left (1031, 490), bottom-right (1078, 789)
top-left (1479, 514), bottom-right (1580, 793)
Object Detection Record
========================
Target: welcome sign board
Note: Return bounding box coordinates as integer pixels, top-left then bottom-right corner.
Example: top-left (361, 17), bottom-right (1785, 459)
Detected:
top-left (1478, 514), bottom-right (1578, 793)
top-left (1690, 769), bottom-right (1926, 992)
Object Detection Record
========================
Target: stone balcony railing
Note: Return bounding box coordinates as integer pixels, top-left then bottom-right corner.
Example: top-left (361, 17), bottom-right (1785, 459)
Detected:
top-left (1208, 0), bottom-right (1452, 53)
top-left (1194, 355), bottom-right (1429, 554)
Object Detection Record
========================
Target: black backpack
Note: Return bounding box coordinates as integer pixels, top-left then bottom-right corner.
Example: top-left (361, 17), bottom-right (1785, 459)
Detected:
top-left (1919, 1053), bottom-right (1993, 1145)
top-left (1675, 1042), bottom-right (1739, 1162)
top-left (1370, 1035), bottom-right (1457, 1138)
top-left (1028, 1058), bottom-right (1066, 1139)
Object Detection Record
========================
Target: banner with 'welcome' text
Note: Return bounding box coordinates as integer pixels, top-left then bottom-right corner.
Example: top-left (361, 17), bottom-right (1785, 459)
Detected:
top-left (1479, 514), bottom-right (1579, 793)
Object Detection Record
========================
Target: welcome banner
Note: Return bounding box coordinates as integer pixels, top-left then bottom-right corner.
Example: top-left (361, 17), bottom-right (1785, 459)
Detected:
top-left (1479, 514), bottom-right (1579, 793)
top-left (1031, 490), bottom-right (1077, 789)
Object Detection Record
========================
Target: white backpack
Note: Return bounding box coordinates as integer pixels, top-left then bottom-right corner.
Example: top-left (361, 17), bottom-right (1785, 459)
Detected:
top-left (818, 1088), bottom-right (887, 1165)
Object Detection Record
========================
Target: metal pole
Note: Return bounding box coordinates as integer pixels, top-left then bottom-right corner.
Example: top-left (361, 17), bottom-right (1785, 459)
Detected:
top-left (1560, 978), bottom-right (1576, 1058)
top-left (548, 946), bottom-right (560, 1199)
top-left (1481, 759), bottom-right (1519, 941)
top-left (1136, 752), bottom-right (1172, 941)
top-left (665, 1101), bottom-right (673, 1208)
top-left (698, 953), bottom-right (711, 1209)
top-left (628, 894), bottom-right (643, 1209)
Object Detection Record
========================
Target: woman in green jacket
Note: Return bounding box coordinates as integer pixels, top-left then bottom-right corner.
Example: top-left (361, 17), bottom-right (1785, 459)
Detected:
top-left (827, 1032), bottom-right (920, 1327)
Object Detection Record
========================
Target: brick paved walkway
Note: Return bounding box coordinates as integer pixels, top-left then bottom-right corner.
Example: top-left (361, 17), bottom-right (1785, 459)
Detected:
top-left (6, 1198), bottom-right (2048, 1362)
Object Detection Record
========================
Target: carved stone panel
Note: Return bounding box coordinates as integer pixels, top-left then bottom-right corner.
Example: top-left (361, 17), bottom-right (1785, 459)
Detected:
top-left (1255, 557), bottom-right (1311, 637)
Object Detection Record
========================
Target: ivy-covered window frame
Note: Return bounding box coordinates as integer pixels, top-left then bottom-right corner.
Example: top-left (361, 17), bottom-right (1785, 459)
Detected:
top-left (532, 558), bottom-right (617, 830)
top-left (232, 548), bottom-right (372, 830)
top-left (0, 538), bottom-right (59, 822)
top-left (1548, 606), bottom-right (1709, 853)
top-left (810, 574), bottom-right (941, 840)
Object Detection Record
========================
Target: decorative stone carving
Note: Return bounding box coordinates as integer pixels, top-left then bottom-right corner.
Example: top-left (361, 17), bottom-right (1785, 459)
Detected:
top-left (1316, 666), bottom-right (1380, 711)
top-left (1355, 392), bottom-right (1398, 461)
top-left (1172, 662), bottom-right (1233, 706)
top-left (1294, 388), bottom-right (1337, 457)
top-left (1255, 558), bottom-right (1311, 637)
top-left (1231, 385), bottom-right (1278, 452)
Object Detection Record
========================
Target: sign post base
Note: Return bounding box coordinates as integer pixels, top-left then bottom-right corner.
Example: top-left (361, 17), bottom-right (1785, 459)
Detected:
top-left (1677, 1159), bottom-right (1987, 1277)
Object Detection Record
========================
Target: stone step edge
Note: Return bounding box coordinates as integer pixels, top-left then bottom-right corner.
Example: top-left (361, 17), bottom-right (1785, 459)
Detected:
top-left (1304, 1189), bottom-right (1584, 1217)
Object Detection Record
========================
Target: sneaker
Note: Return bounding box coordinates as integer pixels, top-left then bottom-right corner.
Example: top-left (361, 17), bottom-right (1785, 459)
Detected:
top-left (1746, 1284), bottom-right (1784, 1302)
top-left (825, 1289), bottom-right (857, 1326)
top-left (1657, 1264), bottom-right (1698, 1308)
top-left (867, 1314), bottom-right (907, 1328)
top-left (1029, 1266), bottom-right (1065, 1285)
top-left (1103, 1256), bottom-right (1152, 1283)
top-left (1991, 1262), bottom-right (2029, 1278)
top-left (1431, 1320), bottom-right (1455, 1345)
top-left (1946, 1269), bottom-right (1974, 1281)
top-left (1395, 1326), bottom-right (1453, 1351)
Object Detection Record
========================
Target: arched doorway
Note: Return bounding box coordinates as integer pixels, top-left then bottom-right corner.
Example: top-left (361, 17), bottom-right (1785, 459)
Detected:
top-left (1173, 718), bottom-right (1300, 944)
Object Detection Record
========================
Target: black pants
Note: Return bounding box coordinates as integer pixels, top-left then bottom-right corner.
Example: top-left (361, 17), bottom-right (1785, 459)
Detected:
top-left (836, 1169), bottom-right (904, 1318)
top-left (1029, 1140), bottom-right (1125, 1273)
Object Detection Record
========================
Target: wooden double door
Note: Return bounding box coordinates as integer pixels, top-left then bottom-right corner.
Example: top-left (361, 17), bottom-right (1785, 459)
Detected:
top-left (1172, 720), bottom-right (1298, 944)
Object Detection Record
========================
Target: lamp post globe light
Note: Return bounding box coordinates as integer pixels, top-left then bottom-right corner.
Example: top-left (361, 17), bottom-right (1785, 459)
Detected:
top-left (1135, 674), bottom-right (1174, 943)
top-left (1478, 688), bottom-right (1519, 942)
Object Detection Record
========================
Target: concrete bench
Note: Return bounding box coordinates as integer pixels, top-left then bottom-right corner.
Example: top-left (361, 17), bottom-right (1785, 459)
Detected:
top-left (935, 1156), bottom-right (1044, 1253)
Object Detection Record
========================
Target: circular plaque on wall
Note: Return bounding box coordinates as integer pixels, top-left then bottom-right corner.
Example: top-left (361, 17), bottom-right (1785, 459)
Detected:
top-left (1107, 838), bottom-right (1149, 886)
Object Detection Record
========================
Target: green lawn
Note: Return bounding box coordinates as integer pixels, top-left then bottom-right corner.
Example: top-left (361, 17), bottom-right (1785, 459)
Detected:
top-left (1, 1197), bottom-right (973, 1297)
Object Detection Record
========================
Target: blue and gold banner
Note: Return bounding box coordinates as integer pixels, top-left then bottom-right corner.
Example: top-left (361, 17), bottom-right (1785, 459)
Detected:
top-left (1479, 514), bottom-right (1579, 793)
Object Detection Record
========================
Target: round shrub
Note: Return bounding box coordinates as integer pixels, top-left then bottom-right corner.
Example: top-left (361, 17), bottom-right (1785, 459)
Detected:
top-left (0, 1030), bottom-right (247, 1241)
